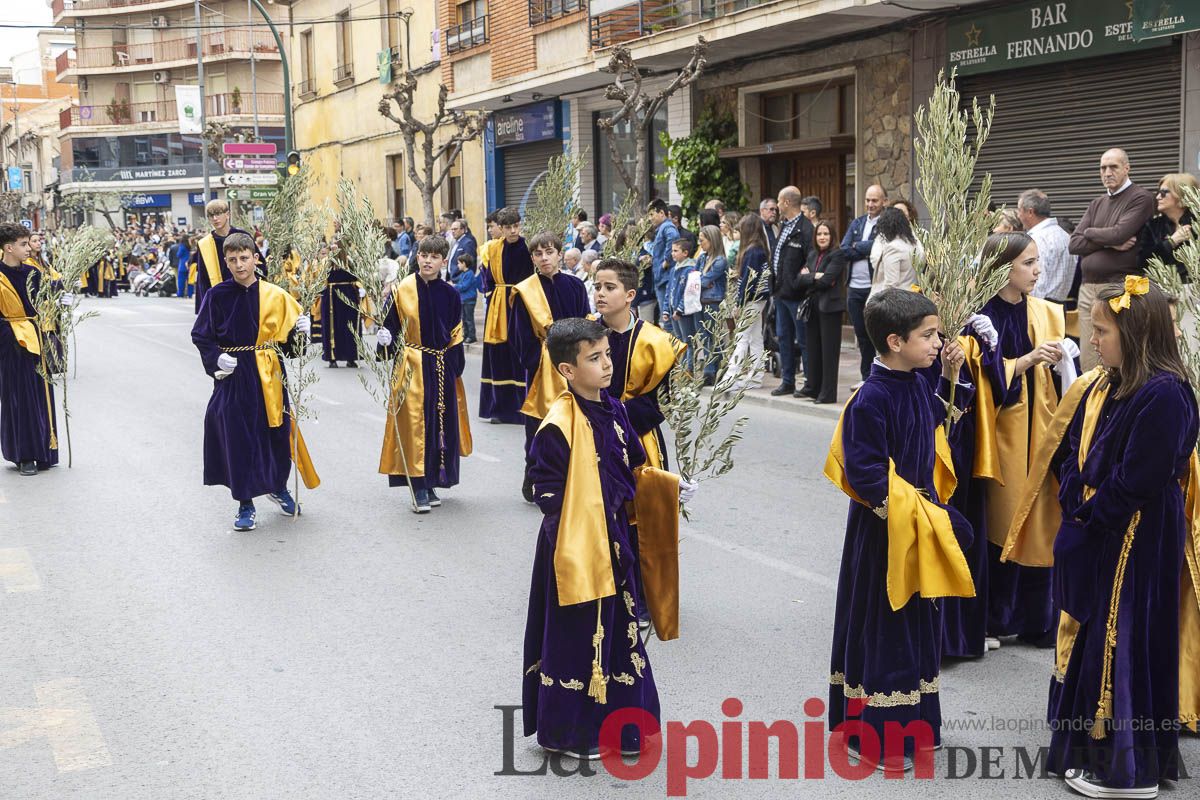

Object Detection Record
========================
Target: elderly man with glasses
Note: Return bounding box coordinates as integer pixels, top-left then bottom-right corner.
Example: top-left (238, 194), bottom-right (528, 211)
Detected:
top-left (191, 199), bottom-right (264, 314)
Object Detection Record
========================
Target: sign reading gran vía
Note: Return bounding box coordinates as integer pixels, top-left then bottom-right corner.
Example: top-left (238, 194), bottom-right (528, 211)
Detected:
top-left (948, 0), bottom-right (1169, 76)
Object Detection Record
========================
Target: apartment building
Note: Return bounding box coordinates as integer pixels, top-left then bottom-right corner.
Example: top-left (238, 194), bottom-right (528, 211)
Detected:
top-left (52, 0), bottom-right (287, 228)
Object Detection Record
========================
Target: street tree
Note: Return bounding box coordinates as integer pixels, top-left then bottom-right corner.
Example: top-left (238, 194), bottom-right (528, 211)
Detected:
top-left (378, 71), bottom-right (487, 227)
top-left (598, 36), bottom-right (708, 213)
top-left (57, 168), bottom-right (125, 230)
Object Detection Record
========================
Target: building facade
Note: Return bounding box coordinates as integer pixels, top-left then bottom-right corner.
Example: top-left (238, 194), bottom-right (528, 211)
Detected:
top-left (288, 0), bottom-right (486, 232)
top-left (52, 0), bottom-right (288, 229)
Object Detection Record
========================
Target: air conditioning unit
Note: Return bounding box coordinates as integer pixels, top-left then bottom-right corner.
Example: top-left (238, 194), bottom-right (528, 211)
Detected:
top-left (153, 70), bottom-right (171, 84)
top-left (151, 16), bottom-right (170, 29)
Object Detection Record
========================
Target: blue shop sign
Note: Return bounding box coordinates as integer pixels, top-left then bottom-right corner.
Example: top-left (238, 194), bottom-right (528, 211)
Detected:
top-left (493, 100), bottom-right (558, 148)
top-left (189, 191), bottom-right (219, 206)
top-left (124, 193), bottom-right (172, 209)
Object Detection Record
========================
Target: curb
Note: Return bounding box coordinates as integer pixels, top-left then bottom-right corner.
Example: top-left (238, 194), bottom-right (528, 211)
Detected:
top-left (735, 390), bottom-right (844, 421)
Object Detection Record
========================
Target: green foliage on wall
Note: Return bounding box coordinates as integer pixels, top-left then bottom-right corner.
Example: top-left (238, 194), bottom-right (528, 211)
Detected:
top-left (658, 107), bottom-right (748, 221)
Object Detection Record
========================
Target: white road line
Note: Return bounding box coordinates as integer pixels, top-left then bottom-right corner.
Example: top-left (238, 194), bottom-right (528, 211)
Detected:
top-left (357, 412), bottom-right (386, 424)
top-left (474, 451), bottom-right (500, 463)
top-left (0, 678), bottom-right (113, 772)
top-left (685, 530), bottom-right (838, 590)
top-left (312, 394), bottom-right (343, 406)
top-left (0, 548), bottom-right (42, 593)
top-left (121, 322), bottom-right (194, 328)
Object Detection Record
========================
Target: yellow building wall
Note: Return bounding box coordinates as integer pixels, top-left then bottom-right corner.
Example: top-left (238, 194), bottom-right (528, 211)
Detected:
top-left (290, 0), bottom-right (485, 232)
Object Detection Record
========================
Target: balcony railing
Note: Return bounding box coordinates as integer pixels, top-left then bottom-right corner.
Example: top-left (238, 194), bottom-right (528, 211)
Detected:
top-left (333, 62), bottom-right (354, 83)
top-left (60, 93), bottom-right (284, 129)
top-left (54, 0), bottom-right (195, 15)
top-left (446, 16), bottom-right (488, 54)
top-left (66, 28), bottom-right (277, 73)
top-left (530, 0), bottom-right (583, 25)
top-left (55, 49), bottom-right (77, 77)
top-left (589, 0), bottom-right (771, 48)
top-left (297, 78), bottom-right (316, 98)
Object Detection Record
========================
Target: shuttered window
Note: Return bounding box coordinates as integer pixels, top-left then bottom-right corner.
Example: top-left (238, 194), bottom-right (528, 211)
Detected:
top-left (960, 45), bottom-right (1180, 226)
top-left (501, 140), bottom-right (564, 211)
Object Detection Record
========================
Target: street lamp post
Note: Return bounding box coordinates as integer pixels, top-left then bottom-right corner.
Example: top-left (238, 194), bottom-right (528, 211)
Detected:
top-left (248, 0), bottom-right (292, 153)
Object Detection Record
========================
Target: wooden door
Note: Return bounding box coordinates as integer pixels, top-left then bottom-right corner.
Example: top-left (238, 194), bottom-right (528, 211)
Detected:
top-left (792, 153), bottom-right (845, 234)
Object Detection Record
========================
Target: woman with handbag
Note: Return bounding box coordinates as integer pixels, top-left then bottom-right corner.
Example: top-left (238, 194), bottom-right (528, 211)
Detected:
top-left (796, 221), bottom-right (847, 403)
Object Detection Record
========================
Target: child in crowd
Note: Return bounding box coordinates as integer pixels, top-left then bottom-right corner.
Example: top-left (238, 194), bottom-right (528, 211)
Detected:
top-left (452, 253), bottom-right (479, 344)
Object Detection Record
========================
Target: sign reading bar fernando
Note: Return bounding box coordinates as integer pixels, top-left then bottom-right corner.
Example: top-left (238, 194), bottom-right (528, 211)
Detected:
top-left (492, 101), bottom-right (558, 148)
top-left (948, 0), bottom-right (1167, 76)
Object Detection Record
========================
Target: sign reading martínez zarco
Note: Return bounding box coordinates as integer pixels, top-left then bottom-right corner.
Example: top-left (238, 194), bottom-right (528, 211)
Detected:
top-left (948, 0), bottom-right (1168, 76)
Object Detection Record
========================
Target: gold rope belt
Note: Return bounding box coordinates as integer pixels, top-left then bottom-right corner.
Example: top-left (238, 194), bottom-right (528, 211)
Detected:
top-left (3, 312), bottom-right (57, 450)
top-left (220, 344), bottom-right (276, 353)
top-left (409, 341), bottom-right (454, 475)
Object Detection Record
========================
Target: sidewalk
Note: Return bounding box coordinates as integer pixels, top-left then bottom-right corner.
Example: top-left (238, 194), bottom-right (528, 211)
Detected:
top-left (738, 329), bottom-right (862, 420)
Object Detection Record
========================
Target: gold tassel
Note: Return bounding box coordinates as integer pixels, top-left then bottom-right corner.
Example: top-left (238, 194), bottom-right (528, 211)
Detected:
top-left (587, 599), bottom-right (608, 705)
top-left (1091, 511), bottom-right (1140, 740)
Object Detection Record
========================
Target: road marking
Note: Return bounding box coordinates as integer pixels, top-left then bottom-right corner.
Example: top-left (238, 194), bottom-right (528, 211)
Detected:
top-left (0, 678), bottom-right (112, 772)
top-left (474, 451), bottom-right (500, 463)
top-left (685, 530), bottom-right (838, 590)
top-left (0, 548), bottom-right (41, 592)
top-left (89, 306), bottom-right (137, 317)
top-left (312, 394), bottom-right (343, 406)
top-left (121, 322), bottom-right (194, 328)
top-left (357, 412), bottom-right (386, 424)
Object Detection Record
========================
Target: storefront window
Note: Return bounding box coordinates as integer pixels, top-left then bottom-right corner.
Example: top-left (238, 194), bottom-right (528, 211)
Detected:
top-left (593, 107), bottom-right (669, 216)
top-left (71, 129), bottom-right (279, 172)
top-left (760, 83), bottom-right (855, 142)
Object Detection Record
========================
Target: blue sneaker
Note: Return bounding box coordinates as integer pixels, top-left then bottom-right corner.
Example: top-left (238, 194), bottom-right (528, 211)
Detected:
top-left (411, 488), bottom-right (432, 514)
top-left (234, 502), bottom-right (257, 531)
top-left (267, 488), bottom-right (299, 516)
top-left (428, 488), bottom-right (441, 507)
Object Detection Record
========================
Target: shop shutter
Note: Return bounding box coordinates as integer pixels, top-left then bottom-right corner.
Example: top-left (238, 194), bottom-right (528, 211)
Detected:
top-left (502, 139), bottom-right (565, 210)
top-left (959, 46), bottom-right (1181, 226)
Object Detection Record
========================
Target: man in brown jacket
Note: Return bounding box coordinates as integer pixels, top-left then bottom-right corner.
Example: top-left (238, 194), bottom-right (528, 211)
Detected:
top-left (1068, 148), bottom-right (1155, 369)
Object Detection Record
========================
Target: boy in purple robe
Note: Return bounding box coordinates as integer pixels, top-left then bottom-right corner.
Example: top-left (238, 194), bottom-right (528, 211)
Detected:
top-left (320, 262), bottom-right (362, 368)
top-left (510, 231), bottom-right (591, 502)
top-left (522, 317), bottom-right (696, 760)
top-left (0, 223), bottom-right (60, 476)
top-left (191, 232), bottom-right (313, 531)
top-left (375, 234), bottom-right (471, 514)
top-left (824, 288), bottom-right (974, 772)
top-left (478, 207), bottom-right (533, 425)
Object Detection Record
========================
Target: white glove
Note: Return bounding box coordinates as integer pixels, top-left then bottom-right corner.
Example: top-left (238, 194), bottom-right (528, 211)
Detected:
top-left (968, 313), bottom-right (998, 351)
top-left (59, 293), bottom-right (76, 307)
top-left (217, 353), bottom-right (238, 372)
top-left (1054, 338), bottom-right (1081, 388)
top-left (678, 477), bottom-right (698, 505)
top-left (376, 327), bottom-right (394, 347)
top-left (295, 315), bottom-right (311, 335)
top-left (358, 286), bottom-right (367, 299)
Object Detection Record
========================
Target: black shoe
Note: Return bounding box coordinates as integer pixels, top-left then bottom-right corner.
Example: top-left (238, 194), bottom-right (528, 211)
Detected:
top-left (795, 387), bottom-right (817, 399)
top-left (813, 397), bottom-right (838, 405)
top-left (427, 488), bottom-right (441, 507)
top-left (702, 374), bottom-right (715, 387)
top-left (345, 360), bottom-right (358, 368)
top-left (489, 417), bottom-right (503, 425)
top-left (328, 361), bottom-right (339, 368)
top-left (18, 461), bottom-right (37, 476)
top-left (522, 474), bottom-right (535, 503)
top-left (770, 384), bottom-right (795, 396)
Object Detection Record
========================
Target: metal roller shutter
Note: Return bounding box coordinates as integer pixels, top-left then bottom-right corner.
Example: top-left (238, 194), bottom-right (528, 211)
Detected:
top-left (960, 46), bottom-right (1181, 226)
top-left (502, 139), bottom-right (564, 210)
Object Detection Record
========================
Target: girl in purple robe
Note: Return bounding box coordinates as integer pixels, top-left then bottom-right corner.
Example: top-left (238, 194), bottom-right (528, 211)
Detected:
top-left (1046, 277), bottom-right (1197, 799)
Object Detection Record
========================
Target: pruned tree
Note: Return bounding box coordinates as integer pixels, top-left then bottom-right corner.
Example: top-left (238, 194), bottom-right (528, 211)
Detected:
top-left (378, 71), bottom-right (488, 227)
top-left (598, 36), bottom-right (708, 213)
top-left (57, 168), bottom-right (125, 230)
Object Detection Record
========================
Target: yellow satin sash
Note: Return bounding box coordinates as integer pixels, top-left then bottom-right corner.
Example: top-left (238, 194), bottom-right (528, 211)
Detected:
top-left (960, 335), bottom-right (1006, 482)
top-left (622, 319), bottom-right (686, 470)
top-left (24, 257), bottom-right (61, 281)
top-left (378, 275), bottom-right (471, 478)
top-left (252, 281), bottom-right (319, 490)
top-left (630, 465), bottom-right (682, 640)
top-left (984, 296), bottom-right (1066, 546)
top-left (824, 394), bottom-right (972, 610)
top-left (0, 271), bottom-right (39, 354)
top-left (199, 234), bottom-right (222, 288)
top-left (515, 274), bottom-right (566, 420)
top-left (482, 238), bottom-right (511, 344)
top-left (1180, 454), bottom-right (1200, 730)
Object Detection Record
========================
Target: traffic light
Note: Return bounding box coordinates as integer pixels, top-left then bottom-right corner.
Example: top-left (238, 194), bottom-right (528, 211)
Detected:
top-left (286, 150), bottom-right (301, 176)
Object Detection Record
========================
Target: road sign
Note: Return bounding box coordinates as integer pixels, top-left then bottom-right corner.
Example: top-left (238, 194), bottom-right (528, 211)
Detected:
top-left (225, 188), bottom-right (280, 201)
top-left (221, 172), bottom-right (279, 187)
top-left (222, 142), bottom-right (277, 156)
top-left (222, 157), bottom-right (278, 171)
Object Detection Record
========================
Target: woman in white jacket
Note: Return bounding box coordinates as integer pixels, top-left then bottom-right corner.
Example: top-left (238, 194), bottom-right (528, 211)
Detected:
top-left (868, 206), bottom-right (923, 297)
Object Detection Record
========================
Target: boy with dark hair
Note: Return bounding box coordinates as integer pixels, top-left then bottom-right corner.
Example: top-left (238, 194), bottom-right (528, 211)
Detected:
top-left (510, 230), bottom-right (590, 502)
top-left (0, 222), bottom-right (60, 475)
top-left (191, 232), bottom-right (317, 531)
top-left (823, 287), bottom-right (975, 772)
top-left (375, 234), bottom-right (472, 514)
top-left (522, 317), bottom-right (695, 760)
top-left (478, 207), bottom-right (533, 425)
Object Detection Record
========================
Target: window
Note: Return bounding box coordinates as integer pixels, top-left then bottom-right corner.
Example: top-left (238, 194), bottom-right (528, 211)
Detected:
top-left (448, 0), bottom-right (487, 53)
top-left (389, 154), bottom-right (405, 221)
top-left (593, 107), bottom-right (669, 215)
top-left (759, 83), bottom-right (855, 143)
top-left (530, 0), bottom-right (582, 25)
top-left (335, 10), bottom-right (354, 82)
top-left (385, 0), bottom-right (403, 53)
top-left (299, 30), bottom-right (315, 95)
top-left (445, 155), bottom-right (462, 216)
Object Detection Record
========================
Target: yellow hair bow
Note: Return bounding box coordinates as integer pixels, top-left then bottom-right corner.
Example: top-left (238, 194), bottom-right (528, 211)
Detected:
top-left (1108, 275), bottom-right (1150, 314)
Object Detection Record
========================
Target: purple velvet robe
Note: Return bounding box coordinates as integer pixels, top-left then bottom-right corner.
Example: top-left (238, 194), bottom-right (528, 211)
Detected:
top-left (320, 266), bottom-right (361, 363)
top-left (478, 238), bottom-right (533, 423)
top-left (603, 317), bottom-right (671, 469)
top-left (510, 271), bottom-right (591, 463)
top-left (979, 294), bottom-right (1065, 641)
top-left (0, 263), bottom-right (58, 468)
top-left (191, 280), bottom-right (297, 501)
top-left (522, 391), bottom-right (660, 753)
top-left (192, 228), bottom-right (263, 314)
top-left (829, 362), bottom-right (974, 756)
top-left (378, 276), bottom-right (465, 491)
top-left (1046, 372), bottom-right (1197, 788)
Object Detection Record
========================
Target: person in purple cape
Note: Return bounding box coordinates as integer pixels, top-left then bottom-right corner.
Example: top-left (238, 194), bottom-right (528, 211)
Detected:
top-left (478, 207), bottom-right (533, 425)
top-left (191, 232), bottom-right (316, 531)
top-left (375, 234), bottom-right (471, 514)
top-left (522, 318), bottom-right (695, 760)
top-left (823, 288), bottom-right (976, 773)
top-left (320, 258), bottom-right (362, 369)
top-left (509, 230), bottom-right (591, 503)
top-left (0, 223), bottom-right (60, 476)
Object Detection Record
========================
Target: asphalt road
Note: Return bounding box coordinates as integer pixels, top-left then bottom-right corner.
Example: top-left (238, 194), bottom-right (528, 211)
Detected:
top-left (1, 294), bottom-right (1195, 799)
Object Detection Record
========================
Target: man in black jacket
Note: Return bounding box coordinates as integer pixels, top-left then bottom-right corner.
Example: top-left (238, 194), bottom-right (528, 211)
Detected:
top-left (769, 186), bottom-right (815, 395)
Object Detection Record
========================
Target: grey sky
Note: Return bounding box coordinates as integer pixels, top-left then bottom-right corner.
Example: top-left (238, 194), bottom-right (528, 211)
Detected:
top-left (1, 6), bottom-right (56, 72)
